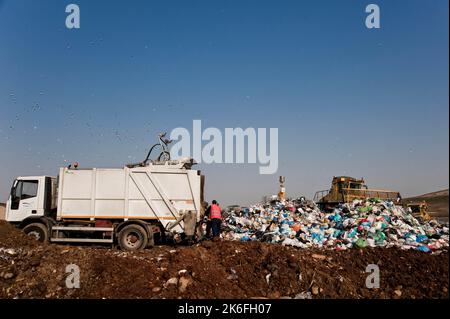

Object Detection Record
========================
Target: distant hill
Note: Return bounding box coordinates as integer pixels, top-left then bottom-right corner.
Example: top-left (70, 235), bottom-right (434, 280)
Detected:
top-left (404, 189), bottom-right (449, 217)
top-left (411, 189), bottom-right (449, 198)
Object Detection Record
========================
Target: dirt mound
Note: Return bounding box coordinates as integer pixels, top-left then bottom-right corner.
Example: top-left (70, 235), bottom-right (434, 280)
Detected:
top-left (0, 221), bottom-right (448, 299)
top-left (0, 221), bottom-right (38, 248)
top-left (0, 205), bottom-right (5, 220)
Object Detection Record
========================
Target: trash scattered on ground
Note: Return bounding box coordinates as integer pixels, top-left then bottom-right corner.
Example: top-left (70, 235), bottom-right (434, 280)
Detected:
top-left (222, 199), bottom-right (449, 252)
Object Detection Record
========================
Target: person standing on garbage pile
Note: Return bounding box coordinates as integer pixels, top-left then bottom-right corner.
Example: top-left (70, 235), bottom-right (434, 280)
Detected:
top-left (210, 200), bottom-right (223, 241)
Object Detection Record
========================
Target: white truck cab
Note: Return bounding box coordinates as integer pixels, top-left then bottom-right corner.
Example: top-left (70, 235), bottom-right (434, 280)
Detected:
top-left (6, 176), bottom-right (57, 223)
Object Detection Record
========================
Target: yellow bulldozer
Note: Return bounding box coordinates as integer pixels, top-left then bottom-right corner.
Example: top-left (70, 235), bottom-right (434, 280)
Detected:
top-left (314, 176), bottom-right (402, 211)
top-left (405, 201), bottom-right (431, 221)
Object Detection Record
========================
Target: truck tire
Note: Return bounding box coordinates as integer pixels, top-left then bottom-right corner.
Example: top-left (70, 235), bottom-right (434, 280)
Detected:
top-left (23, 223), bottom-right (49, 243)
top-left (118, 224), bottom-right (148, 251)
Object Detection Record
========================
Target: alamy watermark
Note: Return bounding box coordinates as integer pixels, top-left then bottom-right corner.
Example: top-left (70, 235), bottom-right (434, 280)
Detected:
top-left (365, 4), bottom-right (380, 29)
top-left (169, 120), bottom-right (278, 175)
top-left (365, 264), bottom-right (380, 289)
top-left (65, 263), bottom-right (80, 288)
top-left (65, 4), bottom-right (378, 30)
top-left (65, 4), bottom-right (80, 29)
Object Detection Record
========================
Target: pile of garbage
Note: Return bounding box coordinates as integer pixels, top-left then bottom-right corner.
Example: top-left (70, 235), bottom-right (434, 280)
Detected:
top-left (222, 199), bottom-right (449, 252)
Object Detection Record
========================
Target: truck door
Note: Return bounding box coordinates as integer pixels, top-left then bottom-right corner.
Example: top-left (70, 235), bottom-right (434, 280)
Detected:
top-left (7, 179), bottom-right (39, 222)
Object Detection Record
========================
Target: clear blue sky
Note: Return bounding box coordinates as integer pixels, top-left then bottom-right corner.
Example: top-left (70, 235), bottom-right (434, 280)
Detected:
top-left (0, 0), bottom-right (448, 206)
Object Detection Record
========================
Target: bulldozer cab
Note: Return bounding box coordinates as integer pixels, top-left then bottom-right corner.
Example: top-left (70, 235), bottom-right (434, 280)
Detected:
top-left (335, 176), bottom-right (367, 191)
top-left (314, 176), bottom-right (401, 211)
top-left (314, 176), bottom-right (367, 204)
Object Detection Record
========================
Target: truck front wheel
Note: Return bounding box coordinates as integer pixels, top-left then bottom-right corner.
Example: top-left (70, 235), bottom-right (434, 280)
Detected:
top-left (23, 223), bottom-right (49, 243)
top-left (118, 224), bottom-right (148, 251)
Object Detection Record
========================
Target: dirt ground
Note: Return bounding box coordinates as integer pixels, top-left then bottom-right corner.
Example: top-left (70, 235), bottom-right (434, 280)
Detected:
top-left (0, 205), bottom-right (5, 220)
top-left (0, 220), bottom-right (448, 299)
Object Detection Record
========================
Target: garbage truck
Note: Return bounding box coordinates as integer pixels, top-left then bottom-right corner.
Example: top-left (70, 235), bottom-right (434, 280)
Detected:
top-left (4, 157), bottom-right (205, 251)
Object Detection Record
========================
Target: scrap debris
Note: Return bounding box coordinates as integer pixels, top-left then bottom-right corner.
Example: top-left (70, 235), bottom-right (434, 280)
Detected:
top-left (222, 199), bottom-right (449, 252)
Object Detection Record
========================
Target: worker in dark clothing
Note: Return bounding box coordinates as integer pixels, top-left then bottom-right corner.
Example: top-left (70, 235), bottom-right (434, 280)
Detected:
top-left (204, 202), bottom-right (212, 239)
top-left (209, 200), bottom-right (222, 241)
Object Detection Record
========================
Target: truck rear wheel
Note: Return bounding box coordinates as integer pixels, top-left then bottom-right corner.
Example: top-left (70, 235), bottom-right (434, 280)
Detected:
top-left (118, 224), bottom-right (148, 251)
top-left (23, 223), bottom-right (49, 243)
